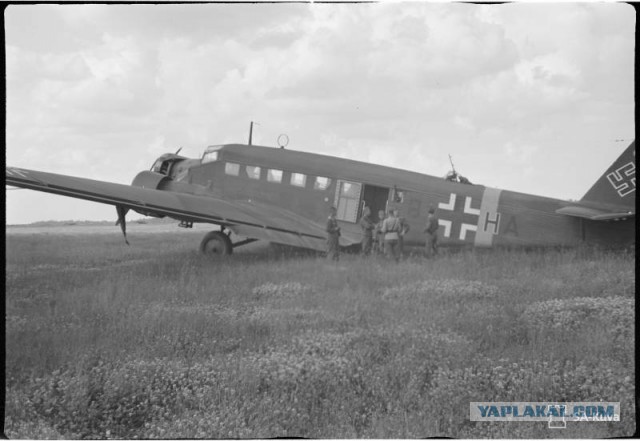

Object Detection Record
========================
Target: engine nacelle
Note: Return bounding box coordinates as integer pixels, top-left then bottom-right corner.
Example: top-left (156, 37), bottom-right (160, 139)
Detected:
top-left (132, 171), bottom-right (172, 190)
top-left (130, 171), bottom-right (173, 218)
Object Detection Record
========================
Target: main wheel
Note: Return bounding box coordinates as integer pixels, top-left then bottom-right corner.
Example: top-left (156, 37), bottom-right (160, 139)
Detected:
top-left (200, 231), bottom-right (233, 256)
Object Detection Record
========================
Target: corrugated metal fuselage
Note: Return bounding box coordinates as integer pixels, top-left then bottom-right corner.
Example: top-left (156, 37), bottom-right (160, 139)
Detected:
top-left (173, 144), bottom-right (634, 249)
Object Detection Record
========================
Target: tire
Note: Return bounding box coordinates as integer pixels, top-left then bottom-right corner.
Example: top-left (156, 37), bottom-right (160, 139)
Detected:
top-left (200, 231), bottom-right (233, 256)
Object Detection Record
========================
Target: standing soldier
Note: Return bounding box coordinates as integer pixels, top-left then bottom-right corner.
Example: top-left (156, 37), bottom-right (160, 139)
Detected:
top-left (397, 212), bottom-right (410, 258)
top-left (381, 209), bottom-right (402, 262)
top-left (326, 206), bottom-right (341, 261)
top-left (423, 206), bottom-right (439, 257)
top-left (374, 210), bottom-right (386, 254)
top-left (358, 206), bottom-right (375, 256)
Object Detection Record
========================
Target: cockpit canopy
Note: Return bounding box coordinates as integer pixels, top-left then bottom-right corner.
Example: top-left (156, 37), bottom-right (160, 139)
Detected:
top-left (202, 145), bottom-right (223, 164)
top-left (150, 152), bottom-right (188, 177)
top-left (151, 153), bottom-right (179, 174)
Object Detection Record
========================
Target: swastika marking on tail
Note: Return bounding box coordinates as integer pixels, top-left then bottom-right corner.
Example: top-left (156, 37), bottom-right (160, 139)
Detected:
top-left (606, 162), bottom-right (635, 197)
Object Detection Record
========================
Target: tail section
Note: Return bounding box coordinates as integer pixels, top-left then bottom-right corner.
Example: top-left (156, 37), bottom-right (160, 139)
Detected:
top-left (581, 141), bottom-right (635, 209)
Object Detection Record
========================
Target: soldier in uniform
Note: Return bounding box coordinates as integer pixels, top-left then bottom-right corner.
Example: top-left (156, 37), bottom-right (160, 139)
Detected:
top-left (374, 210), bottom-right (386, 254)
top-left (423, 206), bottom-right (439, 257)
top-left (397, 211), bottom-right (410, 258)
top-left (381, 209), bottom-right (402, 262)
top-left (358, 206), bottom-right (375, 256)
top-left (326, 206), bottom-right (341, 261)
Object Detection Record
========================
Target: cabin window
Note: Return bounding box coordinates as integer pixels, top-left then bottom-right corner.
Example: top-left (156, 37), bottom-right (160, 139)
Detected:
top-left (392, 188), bottom-right (405, 203)
top-left (335, 180), bottom-right (362, 223)
top-left (267, 168), bottom-right (283, 183)
top-left (290, 172), bottom-right (307, 187)
top-left (225, 162), bottom-right (240, 176)
top-left (202, 145), bottom-right (222, 164)
top-left (246, 165), bottom-right (261, 180)
top-left (314, 176), bottom-right (331, 190)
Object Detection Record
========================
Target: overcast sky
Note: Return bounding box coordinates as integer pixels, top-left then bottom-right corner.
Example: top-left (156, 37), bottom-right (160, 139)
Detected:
top-left (5, 2), bottom-right (635, 224)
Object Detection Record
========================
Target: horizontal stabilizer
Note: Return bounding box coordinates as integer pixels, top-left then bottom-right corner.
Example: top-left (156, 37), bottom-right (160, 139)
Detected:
top-left (556, 205), bottom-right (635, 221)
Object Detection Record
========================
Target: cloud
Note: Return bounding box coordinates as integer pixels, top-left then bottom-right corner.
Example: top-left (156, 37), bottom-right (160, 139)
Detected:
top-left (4, 3), bottom-right (635, 223)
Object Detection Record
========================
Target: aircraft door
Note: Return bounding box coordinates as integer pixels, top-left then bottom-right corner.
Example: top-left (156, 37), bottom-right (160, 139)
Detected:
top-left (334, 180), bottom-right (362, 222)
top-left (362, 184), bottom-right (391, 222)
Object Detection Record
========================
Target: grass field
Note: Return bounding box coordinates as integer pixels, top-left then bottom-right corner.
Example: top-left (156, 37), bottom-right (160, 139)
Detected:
top-left (4, 226), bottom-right (636, 438)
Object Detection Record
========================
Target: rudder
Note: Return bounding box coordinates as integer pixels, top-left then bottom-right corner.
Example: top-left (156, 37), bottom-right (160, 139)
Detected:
top-left (581, 141), bottom-right (635, 209)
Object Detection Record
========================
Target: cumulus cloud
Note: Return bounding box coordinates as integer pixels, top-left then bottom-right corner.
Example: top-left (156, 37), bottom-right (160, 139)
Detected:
top-left (5, 2), bottom-right (635, 223)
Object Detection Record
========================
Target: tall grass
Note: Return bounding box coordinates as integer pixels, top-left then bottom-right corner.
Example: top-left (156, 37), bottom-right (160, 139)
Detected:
top-left (5, 230), bottom-right (635, 438)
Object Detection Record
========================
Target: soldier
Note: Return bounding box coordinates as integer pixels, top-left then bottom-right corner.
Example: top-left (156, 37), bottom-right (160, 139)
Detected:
top-left (423, 206), bottom-right (439, 257)
top-left (326, 206), bottom-right (341, 261)
top-left (374, 210), bottom-right (386, 254)
top-left (445, 170), bottom-right (458, 182)
top-left (397, 212), bottom-right (410, 258)
top-left (381, 209), bottom-right (402, 262)
top-left (376, 210), bottom-right (387, 255)
top-left (358, 206), bottom-right (375, 256)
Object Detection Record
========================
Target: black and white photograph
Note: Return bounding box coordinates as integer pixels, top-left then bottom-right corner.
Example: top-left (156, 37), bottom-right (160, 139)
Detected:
top-left (5, 2), bottom-right (635, 438)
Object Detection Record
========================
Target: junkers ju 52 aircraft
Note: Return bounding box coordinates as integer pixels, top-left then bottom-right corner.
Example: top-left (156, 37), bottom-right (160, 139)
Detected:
top-left (6, 137), bottom-right (635, 255)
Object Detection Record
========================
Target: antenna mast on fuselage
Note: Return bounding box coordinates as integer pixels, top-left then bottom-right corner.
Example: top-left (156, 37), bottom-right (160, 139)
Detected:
top-left (248, 121), bottom-right (254, 145)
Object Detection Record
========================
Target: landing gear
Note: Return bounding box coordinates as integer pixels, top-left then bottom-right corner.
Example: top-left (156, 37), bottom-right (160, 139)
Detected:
top-left (200, 231), bottom-right (233, 256)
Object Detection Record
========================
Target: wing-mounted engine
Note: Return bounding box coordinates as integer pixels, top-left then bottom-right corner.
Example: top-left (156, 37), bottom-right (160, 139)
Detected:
top-left (130, 153), bottom-right (187, 217)
top-left (137, 151), bottom-right (200, 191)
top-left (132, 170), bottom-right (172, 190)
top-left (129, 171), bottom-right (171, 218)
top-left (130, 153), bottom-right (210, 218)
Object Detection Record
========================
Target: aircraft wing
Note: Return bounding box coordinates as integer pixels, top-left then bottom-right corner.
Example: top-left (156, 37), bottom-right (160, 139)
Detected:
top-left (555, 205), bottom-right (635, 221)
top-left (6, 167), bottom-right (360, 251)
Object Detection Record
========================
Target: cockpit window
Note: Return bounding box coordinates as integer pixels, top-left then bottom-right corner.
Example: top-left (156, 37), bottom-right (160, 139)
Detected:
top-left (151, 160), bottom-right (163, 173)
top-left (202, 145), bottom-right (222, 164)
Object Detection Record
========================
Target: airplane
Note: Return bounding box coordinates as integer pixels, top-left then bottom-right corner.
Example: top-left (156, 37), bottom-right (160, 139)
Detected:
top-left (5, 138), bottom-right (635, 256)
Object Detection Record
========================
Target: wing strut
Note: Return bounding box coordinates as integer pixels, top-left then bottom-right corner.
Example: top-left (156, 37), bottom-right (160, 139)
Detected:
top-left (115, 205), bottom-right (130, 245)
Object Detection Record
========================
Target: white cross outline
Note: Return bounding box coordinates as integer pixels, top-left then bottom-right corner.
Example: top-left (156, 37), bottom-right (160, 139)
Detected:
top-left (438, 194), bottom-right (456, 238)
top-left (606, 161), bottom-right (635, 197)
top-left (438, 193), bottom-right (456, 211)
top-left (463, 196), bottom-right (481, 216)
top-left (438, 219), bottom-right (452, 238)
top-left (459, 223), bottom-right (477, 240)
top-left (437, 193), bottom-right (482, 240)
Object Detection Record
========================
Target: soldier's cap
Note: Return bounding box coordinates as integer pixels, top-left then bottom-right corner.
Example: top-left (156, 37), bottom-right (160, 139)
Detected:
top-left (428, 206), bottom-right (435, 213)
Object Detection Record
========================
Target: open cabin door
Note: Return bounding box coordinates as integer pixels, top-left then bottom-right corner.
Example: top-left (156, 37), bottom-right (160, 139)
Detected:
top-left (334, 180), bottom-right (391, 223)
top-left (334, 180), bottom-right (362, 222)
top-left (362, 184), bottom-right (391, 222)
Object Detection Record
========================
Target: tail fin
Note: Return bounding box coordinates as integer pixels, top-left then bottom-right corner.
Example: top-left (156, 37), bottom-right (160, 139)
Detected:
top-left (581, 141), bottom-right (635, 209)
